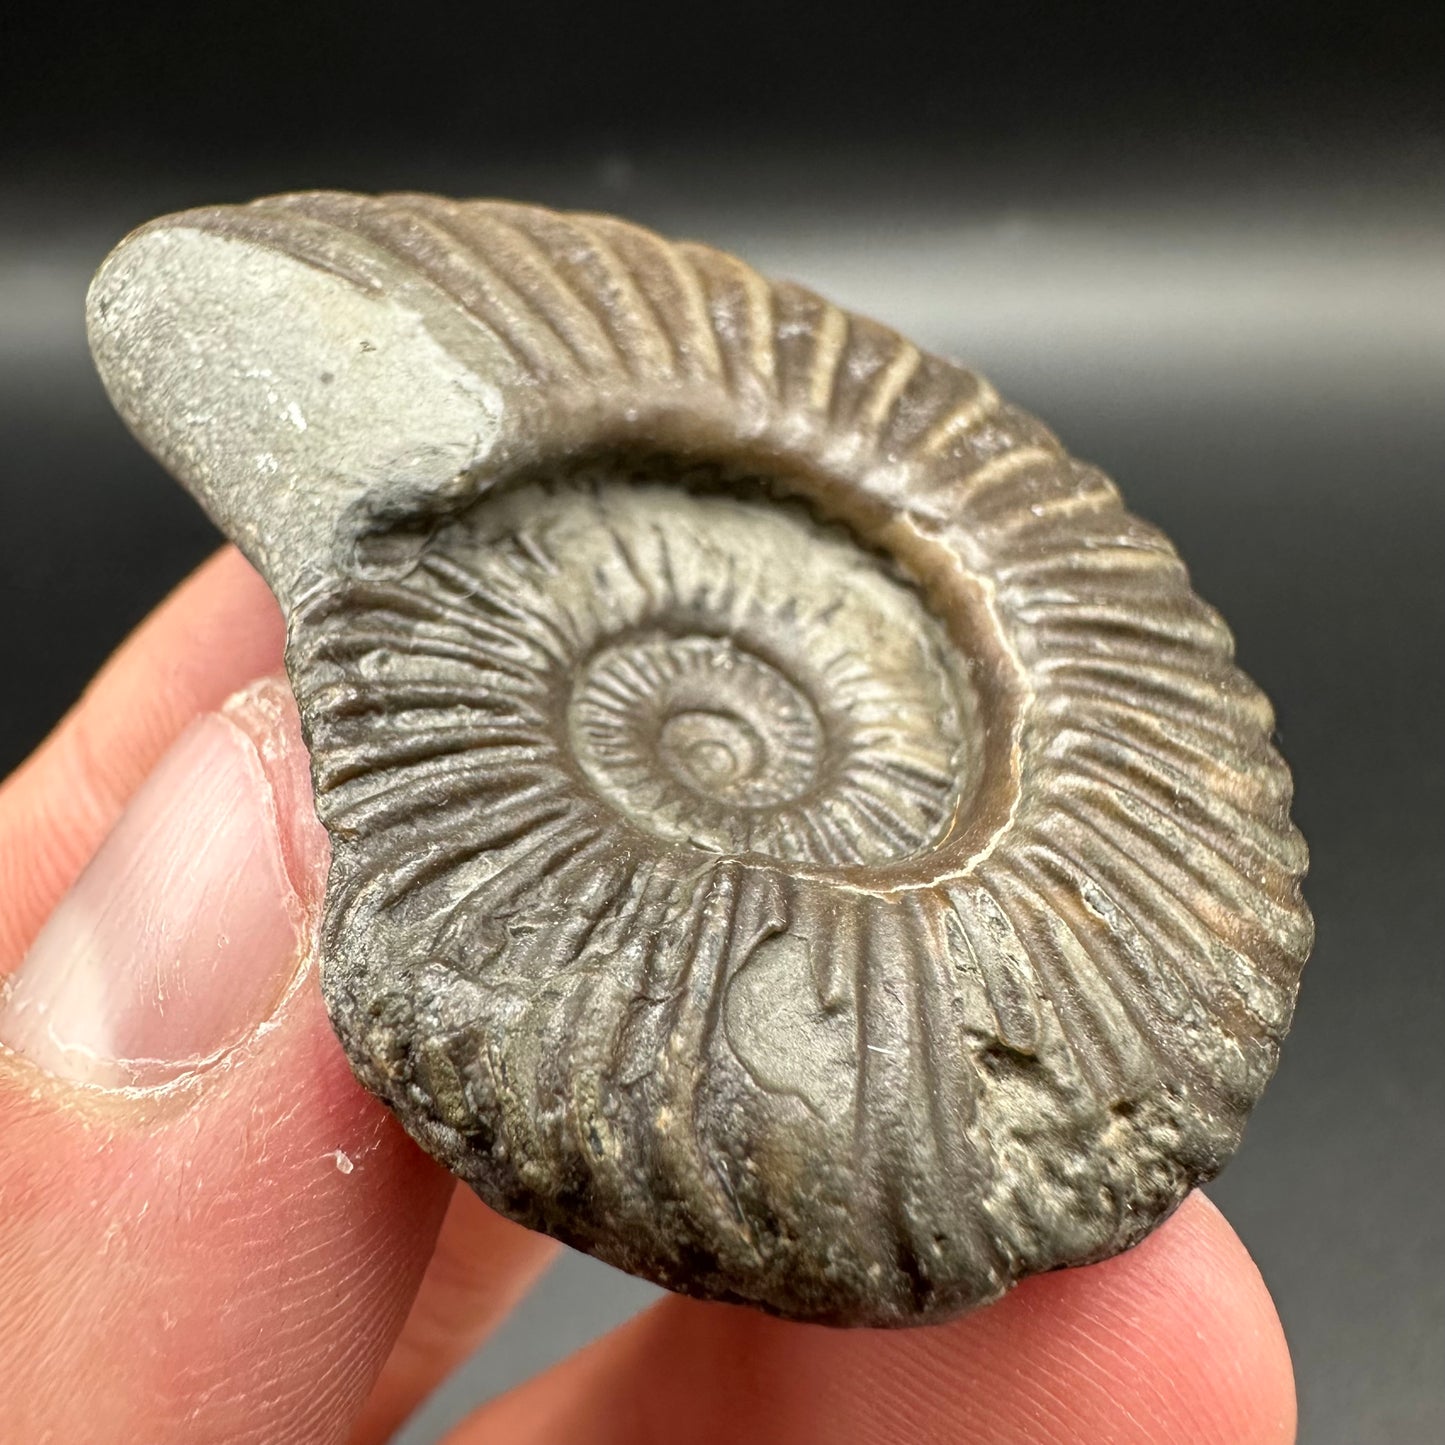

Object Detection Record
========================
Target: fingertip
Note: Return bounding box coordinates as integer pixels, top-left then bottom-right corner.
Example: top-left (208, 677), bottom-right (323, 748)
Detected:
top-left (1102, 1191), bottom-right (1298, 1444)
top-left (840, 1190), bottom-right (1297, 1445)
top-left (464, 1190), bottom-right (1295, 1445)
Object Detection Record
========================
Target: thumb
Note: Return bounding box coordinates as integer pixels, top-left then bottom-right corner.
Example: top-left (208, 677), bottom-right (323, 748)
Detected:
top-left (0, 677), bottom-right (454, 1444)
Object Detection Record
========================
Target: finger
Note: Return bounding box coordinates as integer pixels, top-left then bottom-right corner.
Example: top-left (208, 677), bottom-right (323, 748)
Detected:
top-left (0, 546), bottom-right (284, 966)
top-left (348, 1189), bottom-right (557, 1445)
top-left (0, 557), bottom-right (546, 1441)
top-left (451, 1191), bottom-right (1295, 1445)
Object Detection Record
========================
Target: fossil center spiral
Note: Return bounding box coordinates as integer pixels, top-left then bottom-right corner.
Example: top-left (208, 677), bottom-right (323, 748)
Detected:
top-left (573, 634), bottom-right (827, 834)
top-left (543, 475), bottom-right (981, 866)
top-left (660, 706), bottom-right (766, 794)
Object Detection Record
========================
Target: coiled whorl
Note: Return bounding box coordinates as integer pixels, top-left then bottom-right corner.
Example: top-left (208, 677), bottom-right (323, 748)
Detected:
top-left (87, 193), bottom-right (1312, 1325)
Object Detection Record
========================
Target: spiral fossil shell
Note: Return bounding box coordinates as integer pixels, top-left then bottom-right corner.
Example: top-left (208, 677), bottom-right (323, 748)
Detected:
top-left (87, 192), bottom-right (1313, 1325)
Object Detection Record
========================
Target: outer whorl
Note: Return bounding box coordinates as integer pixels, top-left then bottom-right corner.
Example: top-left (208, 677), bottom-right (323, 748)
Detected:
top-left (87, 193), bottom-right (1313, 1326)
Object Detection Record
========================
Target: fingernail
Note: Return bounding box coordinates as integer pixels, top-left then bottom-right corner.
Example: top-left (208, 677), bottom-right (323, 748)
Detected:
top-left (0, 677), bottom-right (327, 1086)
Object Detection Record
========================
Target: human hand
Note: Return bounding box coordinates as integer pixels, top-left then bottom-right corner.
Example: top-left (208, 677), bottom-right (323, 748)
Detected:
top-left (0, 548), bottom-right (1296, 1443)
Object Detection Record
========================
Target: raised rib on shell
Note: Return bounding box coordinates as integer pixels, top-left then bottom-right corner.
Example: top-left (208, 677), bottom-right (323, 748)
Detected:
top-left (86, 193), bottom-right (1313, 1325)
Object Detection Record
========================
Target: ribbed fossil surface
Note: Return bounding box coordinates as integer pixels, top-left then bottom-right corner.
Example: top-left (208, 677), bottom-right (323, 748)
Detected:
top-left (87, 193), bottom-right (1313, 1325)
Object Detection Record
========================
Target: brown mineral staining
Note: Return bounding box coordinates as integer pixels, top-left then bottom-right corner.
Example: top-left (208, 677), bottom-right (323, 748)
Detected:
top-left (87, 193), bottom-right (1312, 1325)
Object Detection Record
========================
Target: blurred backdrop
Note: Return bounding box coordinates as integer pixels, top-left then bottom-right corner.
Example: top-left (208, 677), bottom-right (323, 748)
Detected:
top-left (3, 2), bottom-right (1442, 1440)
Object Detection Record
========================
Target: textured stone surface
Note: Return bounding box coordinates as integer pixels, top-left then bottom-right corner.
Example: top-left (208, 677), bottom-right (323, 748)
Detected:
top-left (87, 192), bottom-right (1312, 1325)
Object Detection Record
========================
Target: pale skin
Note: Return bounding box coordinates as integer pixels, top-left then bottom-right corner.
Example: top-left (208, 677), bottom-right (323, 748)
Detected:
top-left (0, 547), bottom-right (1297, 1443)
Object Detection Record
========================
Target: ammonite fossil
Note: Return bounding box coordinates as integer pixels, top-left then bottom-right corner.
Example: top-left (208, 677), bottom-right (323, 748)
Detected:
top-left (87, 193), bottom-right (1312, 1326)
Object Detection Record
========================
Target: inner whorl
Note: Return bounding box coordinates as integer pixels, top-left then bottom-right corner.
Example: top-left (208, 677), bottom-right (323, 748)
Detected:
top-left (343, 457), bottom-right (1002, 872)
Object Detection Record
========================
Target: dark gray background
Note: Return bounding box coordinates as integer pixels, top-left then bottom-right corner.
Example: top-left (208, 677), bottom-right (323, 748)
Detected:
top-left (3, 3), bottom-right (1442, 1440)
